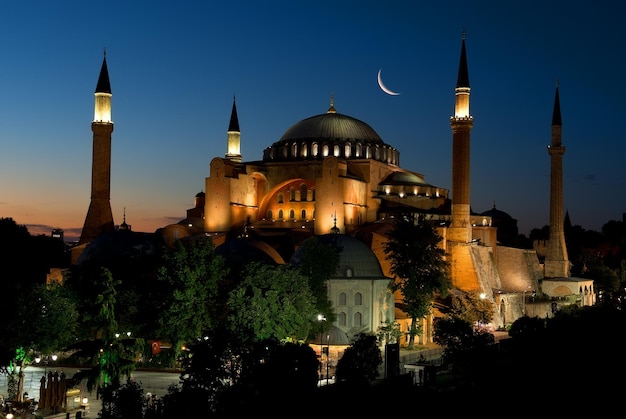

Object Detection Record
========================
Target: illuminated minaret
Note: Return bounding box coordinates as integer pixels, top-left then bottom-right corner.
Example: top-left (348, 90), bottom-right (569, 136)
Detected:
top-left (449, 33), bottom-right (474, 244)
top-left (544, 83), bottom-right (570, 278)
top-left (225, 96), bottom-right (241, 162)
top-left (79, 51), bottom-right (115, 245)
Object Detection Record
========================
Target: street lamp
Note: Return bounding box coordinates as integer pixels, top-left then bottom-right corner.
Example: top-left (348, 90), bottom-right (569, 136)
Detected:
top-left (326, 332), bottom-right (330, 385)
top-left (317, 314), bottom-right (326, 385)
top-left (522, 286), bottom-right (532, 316)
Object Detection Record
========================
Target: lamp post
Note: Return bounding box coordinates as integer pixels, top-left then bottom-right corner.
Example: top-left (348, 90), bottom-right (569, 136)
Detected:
top-left (326, 332), bottom-right (330, 385)
top-left (317, 314), bottom-right (326, 385)
top-left (522, 286), bottom-right (532, 316)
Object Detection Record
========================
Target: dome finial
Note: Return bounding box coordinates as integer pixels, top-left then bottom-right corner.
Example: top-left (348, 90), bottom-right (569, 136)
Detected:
top-left (327, 92), bottom-right (336, 114)
top-left (330, 211), bottom-right (340, 234)
top-left (119, 207), bottom-right (130, 231)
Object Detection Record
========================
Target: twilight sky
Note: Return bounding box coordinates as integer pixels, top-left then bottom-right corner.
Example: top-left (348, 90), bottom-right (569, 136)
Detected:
top-left (1, 1), bottom-right (624, 242)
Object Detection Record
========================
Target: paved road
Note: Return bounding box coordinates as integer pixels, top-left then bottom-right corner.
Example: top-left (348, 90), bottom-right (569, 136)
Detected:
top-left (1, 366), bottom-right (181, 417)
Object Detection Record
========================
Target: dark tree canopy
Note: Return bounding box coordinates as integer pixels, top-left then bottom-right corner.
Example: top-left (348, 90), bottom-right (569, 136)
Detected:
top-left (383, 216), bottom-right (451, 348)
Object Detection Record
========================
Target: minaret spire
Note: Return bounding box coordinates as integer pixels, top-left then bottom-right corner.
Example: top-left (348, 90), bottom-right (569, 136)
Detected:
top-left (225, 95), bottom-right (242, 162)
top-left (449, 33), bottom-right (474, 243)
top-left (78, 51), bottom-right (115, 246)
top-left (545, 82), bottom-right (570, 278)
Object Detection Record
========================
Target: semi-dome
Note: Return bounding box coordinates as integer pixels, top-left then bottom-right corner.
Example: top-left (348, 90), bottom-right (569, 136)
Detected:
top-left (263, 101), bottom-right (399, 165)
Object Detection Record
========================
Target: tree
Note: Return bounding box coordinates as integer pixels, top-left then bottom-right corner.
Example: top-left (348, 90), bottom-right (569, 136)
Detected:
top-left (3, 283), bottom-right (78, 402)
top-left (335, 333), bottom-right (382, 384)
top-left (447, 291), bottom-right (495, 327)
top-left (68, 267), bottom-right (144, 393)
top-left (292, 235), bottom-right (341, 328)
top-left (155, 238), bottom-right (227, 360)
top-left (228, 262), bottom-right (317, 343)
top-left (383, 216), bottom-right (451, 349)
top-left (99, 379), bottom-right (145, 419)
top-left (433, 317), bottom-right (495, 386)
top-left (376, 319), bottom-right (402, 346)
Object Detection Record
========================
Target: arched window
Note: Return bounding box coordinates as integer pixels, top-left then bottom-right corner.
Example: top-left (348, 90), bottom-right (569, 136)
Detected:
top-left (300, 184), bottom-right (307, 201)
top-left (354, 312), bottom-right (362, 326)
top-left (289, 209), bottom-right (295, 219)
top-left (354, 292), bottom-right (362, 305)
top-left (312, 142), bottom-right (319, 157)
top-left (334, 144), bottom-right (340, 157)
top-left (339, 292), bottom-right (347, 305)
top-left (292, 142), bottom-right (298, 157)
top-left (267, 209), bottom-right (273, 219)
top-left (355, 143), bottom-right (362, 157)
top-left (278, 209), bottom-right (284, 219)
top-left (301, 209), bottom-right (306, 219)
top-left (301, 142), bottom-right (308, 157)
top-left (346, 268), bottom-right (353, 278)
top-left (278, 193), bottom-right (284, 204)
top-left (290, 188), bottom-right (296, 201)
top-left (344, 143), bottom-right (351, 158)
top-left (338, 312), bottom-right (347, 326)
top-left (323, 144), bottom-right (329, 157)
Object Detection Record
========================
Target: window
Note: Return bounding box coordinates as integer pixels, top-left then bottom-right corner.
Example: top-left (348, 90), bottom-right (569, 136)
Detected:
top-left (338, 312), bottom-right (347, 326)
top-left (278, 193), bottom-right (284, 204)
top-left (339, 292), bottom-right (347, 305)
top-left (289, 209), bottom-right (295, 219)
top-left (278, 209), bottom-right (284, 219)
top-left (290, 188), bottom-right (296, 202)
top-left (346, 268), bottom-right (353, 277)
top-left (354, 312), bottom-right (362, 326)
top-left (301, 209), bottom-right (306, 219)
top-left (300, 184), bottom-right (307, 201)
top-left (267, 209), bottom-right (273, 219)
top-left (354, 292), bottom-right (362, 305)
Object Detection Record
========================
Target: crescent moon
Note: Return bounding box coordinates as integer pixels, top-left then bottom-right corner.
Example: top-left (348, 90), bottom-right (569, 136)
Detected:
top-left (377, 69), bottom-right (401, 96)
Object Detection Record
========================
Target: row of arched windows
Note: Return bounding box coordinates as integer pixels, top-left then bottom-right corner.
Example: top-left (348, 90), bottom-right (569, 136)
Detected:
top-left (338, 292), bottom-right (362, 306)
top-left (336, 311), bottom-right (362, 327)
top-left (267, 209), bottom-right (314, 220)
top-left (264, 141), bottom-right (399, 165)
top-left (277, 185), bottom-right (316, 203)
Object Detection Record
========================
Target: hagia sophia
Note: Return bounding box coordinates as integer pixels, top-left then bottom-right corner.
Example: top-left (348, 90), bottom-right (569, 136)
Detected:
top-left (69, 36), bottom-right (595, 351)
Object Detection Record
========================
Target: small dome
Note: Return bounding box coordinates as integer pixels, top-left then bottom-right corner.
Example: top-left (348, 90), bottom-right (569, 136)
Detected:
top-left (481, 204), bottom-right (514, 220)
top-left (380, 171), bottom-right (430, 186)
top-left (77, 231), bottom-right (163, 266)
top-left (290, 234), bottom-right (385, 279)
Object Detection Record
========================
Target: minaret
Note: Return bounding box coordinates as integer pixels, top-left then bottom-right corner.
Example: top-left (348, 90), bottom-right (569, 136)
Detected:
top-left (225, 96), bottom-right (241, 162)
top-left (449, 33), bottom-right (474, 244)
top-left (79, 51), bottom-right (115, 245)
top-left (544, 83), bottom-right (570, 278)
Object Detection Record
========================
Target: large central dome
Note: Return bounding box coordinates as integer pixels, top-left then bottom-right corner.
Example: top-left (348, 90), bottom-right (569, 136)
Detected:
top-left (279, 112), bottom-right (383, 143)
top-left (262, 101), bottom-right (399, 165)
